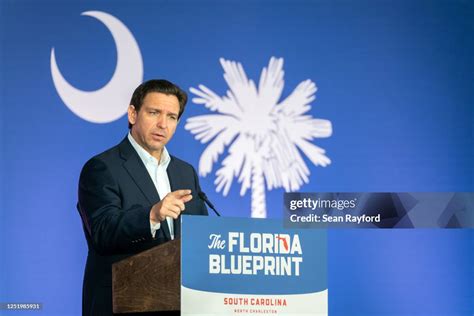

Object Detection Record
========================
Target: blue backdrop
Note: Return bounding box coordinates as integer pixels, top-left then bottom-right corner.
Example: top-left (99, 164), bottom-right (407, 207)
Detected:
top-left (1, 0), bottom-right (472, 315)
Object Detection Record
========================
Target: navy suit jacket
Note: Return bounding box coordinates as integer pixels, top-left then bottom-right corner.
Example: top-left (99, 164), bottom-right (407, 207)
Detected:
top-left (78, 136), bottom-right (208, 315)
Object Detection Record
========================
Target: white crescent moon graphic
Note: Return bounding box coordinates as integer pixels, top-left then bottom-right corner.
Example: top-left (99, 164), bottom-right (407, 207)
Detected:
top-left (50, 11), bottom-right (143, 123)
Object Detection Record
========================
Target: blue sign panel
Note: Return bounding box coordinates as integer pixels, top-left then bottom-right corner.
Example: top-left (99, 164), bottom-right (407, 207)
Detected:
top-left (181, 215), bottom-right (327, 315)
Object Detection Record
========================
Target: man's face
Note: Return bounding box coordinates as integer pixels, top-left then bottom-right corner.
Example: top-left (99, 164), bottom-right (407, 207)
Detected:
top-left (128, 92), bottom-right (180, 159)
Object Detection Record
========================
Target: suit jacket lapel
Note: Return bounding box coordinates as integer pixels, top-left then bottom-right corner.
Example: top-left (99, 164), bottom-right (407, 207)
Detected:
top-left (167, 157), bottom-right (182, 238)
top-left (119, 137), bottom-right (172, 241)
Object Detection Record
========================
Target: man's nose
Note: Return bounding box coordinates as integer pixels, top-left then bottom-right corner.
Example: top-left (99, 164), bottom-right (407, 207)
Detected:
top-left (156, 114), bottom-right (167, 128)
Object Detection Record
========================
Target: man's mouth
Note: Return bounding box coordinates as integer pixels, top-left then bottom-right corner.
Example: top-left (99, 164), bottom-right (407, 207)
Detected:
top-left (152, 133), bottom-right (166, 140)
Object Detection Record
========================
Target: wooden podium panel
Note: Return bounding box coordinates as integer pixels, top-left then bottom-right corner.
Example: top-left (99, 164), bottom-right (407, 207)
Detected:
top-left (112, 239), bottom-right (180, 314)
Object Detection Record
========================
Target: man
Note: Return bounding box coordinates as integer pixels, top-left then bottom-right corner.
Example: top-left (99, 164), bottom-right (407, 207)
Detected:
top-left (78, 79), bottom-right (208, 315)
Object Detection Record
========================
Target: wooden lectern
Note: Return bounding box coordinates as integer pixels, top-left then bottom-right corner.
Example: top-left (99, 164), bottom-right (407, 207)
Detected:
top-left (112, 239), bottom-right (180, 314)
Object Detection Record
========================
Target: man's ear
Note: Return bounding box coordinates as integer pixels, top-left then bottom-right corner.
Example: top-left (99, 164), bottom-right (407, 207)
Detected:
top-left (128, 105), bottom-right (137, 125)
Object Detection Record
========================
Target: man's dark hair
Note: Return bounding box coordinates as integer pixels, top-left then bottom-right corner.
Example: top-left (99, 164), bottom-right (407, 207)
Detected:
top-left (128, 79), bottom-right (188, 129)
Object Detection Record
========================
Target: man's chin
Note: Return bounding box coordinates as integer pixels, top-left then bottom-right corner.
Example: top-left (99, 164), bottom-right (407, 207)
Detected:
top-left (148, 140), bottom-right (166, 151)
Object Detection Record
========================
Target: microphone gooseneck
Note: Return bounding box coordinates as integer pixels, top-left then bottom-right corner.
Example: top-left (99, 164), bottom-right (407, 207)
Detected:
top-left (198, 191), bottom-right (221, 217)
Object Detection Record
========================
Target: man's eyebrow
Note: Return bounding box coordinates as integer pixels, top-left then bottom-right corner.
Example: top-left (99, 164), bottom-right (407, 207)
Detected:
top-left (144, 105), bottom-right (178, 116)
top-left (143, 105), bottom-right (159, 110)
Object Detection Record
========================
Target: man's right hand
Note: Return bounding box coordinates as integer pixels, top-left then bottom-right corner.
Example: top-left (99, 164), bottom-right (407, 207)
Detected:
top-left (150, 189), bottom-right (193, 222)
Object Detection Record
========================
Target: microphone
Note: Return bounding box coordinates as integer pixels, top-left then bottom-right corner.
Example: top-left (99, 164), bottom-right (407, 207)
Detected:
top-left (198, 191), bottom-right (221, 217)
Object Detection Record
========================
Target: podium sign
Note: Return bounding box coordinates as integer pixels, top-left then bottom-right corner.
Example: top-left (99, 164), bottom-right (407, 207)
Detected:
top-left (181, 216), bottom-right (327, 315)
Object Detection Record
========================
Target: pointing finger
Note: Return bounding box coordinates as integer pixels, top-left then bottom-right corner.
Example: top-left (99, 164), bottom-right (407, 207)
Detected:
top-left (172, 189), bottom-right (192, 198)
top-left (181, 194), bottom-right (193, 203)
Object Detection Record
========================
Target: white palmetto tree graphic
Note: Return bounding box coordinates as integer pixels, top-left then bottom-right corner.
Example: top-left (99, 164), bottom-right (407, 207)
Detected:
top-left (185, 57), bottom-right (332, 218)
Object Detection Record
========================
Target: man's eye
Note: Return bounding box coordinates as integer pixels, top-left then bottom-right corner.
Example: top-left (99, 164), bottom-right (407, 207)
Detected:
top-left (169, 116), bottom-right (178, 121)
top-left (149, 111), bottom-right (158, 115)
